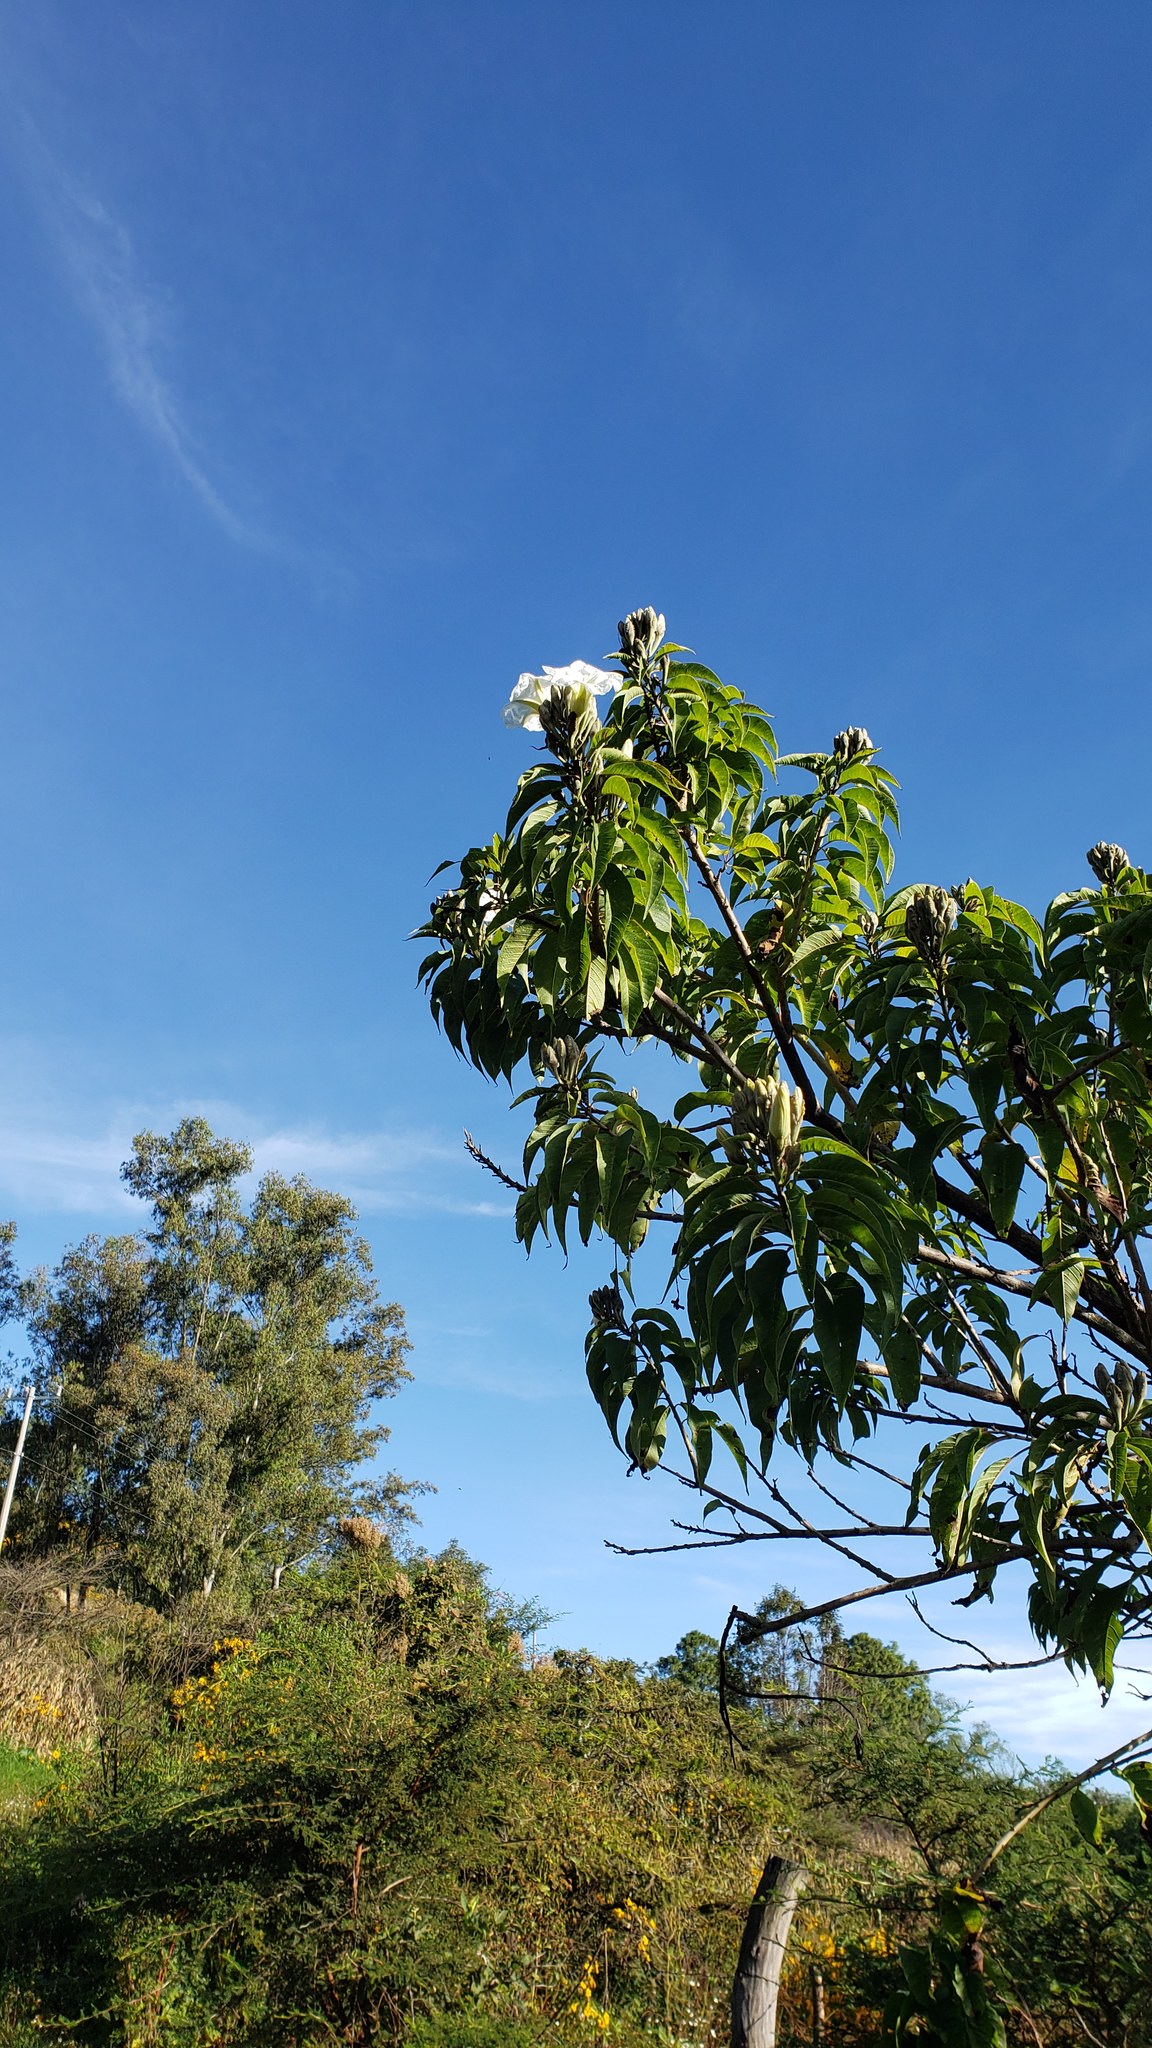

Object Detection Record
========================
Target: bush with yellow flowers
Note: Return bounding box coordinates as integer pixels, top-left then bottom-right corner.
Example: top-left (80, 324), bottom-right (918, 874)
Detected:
top-left (1, 1548), bottom-right (1151, 2047)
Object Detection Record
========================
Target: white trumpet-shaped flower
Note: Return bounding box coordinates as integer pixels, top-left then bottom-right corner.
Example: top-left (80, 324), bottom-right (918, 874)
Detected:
top-left (502, 660), bottom-right (618, 732)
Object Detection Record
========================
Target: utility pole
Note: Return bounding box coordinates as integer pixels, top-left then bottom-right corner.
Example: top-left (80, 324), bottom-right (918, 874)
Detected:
top-left (0, 1383), bottom-right (35, 1554)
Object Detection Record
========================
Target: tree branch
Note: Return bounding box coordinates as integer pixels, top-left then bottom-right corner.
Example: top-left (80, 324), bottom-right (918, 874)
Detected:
top-left (720, 1550), bottom-right (1029, 1652)
top-left (651, 988), bottom-right (748, 1085)
top-left (916, 1242), bottom-right (1140, 1358)
top-left (463, 1130), bottom-right (527, 1193)
top-left (930, 1174), bottom-right (1144, 1346)
top-left (681, 829), bottom-right (838, 1131)
top-left (973, 1723), bottom-right (1152, 1883)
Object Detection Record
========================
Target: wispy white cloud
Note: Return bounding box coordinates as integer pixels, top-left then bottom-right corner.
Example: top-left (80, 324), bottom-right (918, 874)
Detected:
top-left (234, 1120), bottom-right (513, 1219)
top-left (947, 1660), bottom-right (1152, 1776)
top-left (0, 83), bottom-right (281, 554)
top-left (408, 1350), bottom-right (569, 1402)
top-left (0, 1086), bottom-right (508, 1227)
top-left (0, 1124), bottom-right (137, 1222)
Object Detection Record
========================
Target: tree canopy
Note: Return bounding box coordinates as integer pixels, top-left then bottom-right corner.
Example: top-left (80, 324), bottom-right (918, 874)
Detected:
top-left (420, 607), bottom-right (1152, 1704)
top-left (6, 1118), bottom-right (413, 1604)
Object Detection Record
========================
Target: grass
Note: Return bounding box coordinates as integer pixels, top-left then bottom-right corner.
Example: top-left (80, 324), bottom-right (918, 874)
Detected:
top-left (0, 1742), bottom-right (54, 1810)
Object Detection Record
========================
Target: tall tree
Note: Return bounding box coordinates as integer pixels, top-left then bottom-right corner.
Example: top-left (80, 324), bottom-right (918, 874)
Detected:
top-left (420, 609), bottom-right (1152, 1699)
top-left (418, 602), bottom-right (1152, 1981)
top-left (11, 1119), bottom-right (413, 1604)
top-left (419, 610), bottom-right (1152, 2036)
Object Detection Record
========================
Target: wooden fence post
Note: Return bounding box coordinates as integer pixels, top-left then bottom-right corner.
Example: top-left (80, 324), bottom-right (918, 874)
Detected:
top-left (811, 1963), bottom-right (826, 2048)
top-left (731, 1854), bottom-right (808, 2048)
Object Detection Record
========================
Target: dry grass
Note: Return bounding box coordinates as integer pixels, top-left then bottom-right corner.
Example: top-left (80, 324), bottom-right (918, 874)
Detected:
top-left (0, 1641), bottom-right (95, 1753)
top-left (0, 1558), bottom-right (100, 1754)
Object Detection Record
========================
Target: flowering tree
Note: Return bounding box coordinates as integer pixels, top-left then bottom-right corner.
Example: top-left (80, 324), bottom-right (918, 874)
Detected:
top-left (419, 610), bottom-right (1152, 1762)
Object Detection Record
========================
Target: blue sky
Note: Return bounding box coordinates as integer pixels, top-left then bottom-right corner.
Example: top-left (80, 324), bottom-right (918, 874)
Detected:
top-left (2, 2), bottom-right (1152, 1766)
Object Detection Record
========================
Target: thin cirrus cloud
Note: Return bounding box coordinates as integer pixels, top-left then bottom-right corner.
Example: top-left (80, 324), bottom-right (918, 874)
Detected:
top-left (0, 1102), bottom-right (509, 1226)
top-left (2, 86), bottom-right (280, 556)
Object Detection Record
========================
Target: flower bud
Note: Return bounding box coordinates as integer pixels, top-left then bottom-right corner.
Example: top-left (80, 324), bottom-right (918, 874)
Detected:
top-left (539, 683), bottom-right (601, 754)
top-left (833, 726), bottom-right (873, 765)
top-left (1087, 842), bottom-right (1129, 887)
top-left (768, 1079), bottom-right (792, 1151)
top-left (730, 1076), bottom-right (803, 1176)
top-left (589, 1284), bottom-right (628, 1330)
top-left (904, 886), bottom-right (959, 965)
top-left (730, 1077), bottom-right (773, 1141)
top-left (783, 1089), bottom-right (803, 1155)
top-left (429, 887), bottom-right (468, 942)
top-left (618, 607), bottom-right (666, 668)
top-left (542, 1036), bottom-right (585, 1090)
top-left (1094, 1362), bottom-right (1131, 1427)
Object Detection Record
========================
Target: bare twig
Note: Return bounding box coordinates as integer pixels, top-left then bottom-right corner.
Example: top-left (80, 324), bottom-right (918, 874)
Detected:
top-left (973, 1724), bottom-right (1152, 1883)
top-left (721, 1549), bottom-right (1030, 1651)
top-left (463, 1131), bottom-right (526, 1194)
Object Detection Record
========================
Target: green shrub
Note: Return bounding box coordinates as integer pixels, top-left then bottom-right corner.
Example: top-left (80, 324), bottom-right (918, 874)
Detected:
top-left (2, 1551), bottom-right (1149, 2046)
top-left (0, 1551), bottom-right (798, 2044)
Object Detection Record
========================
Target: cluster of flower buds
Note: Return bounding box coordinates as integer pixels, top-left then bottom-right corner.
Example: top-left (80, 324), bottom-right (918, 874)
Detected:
top-left (904, 886), bottom-right (959, 966)
top-left (428, 886), bottom-right (467, 941)
top-left (429, 880), bottom-right (502, 947)
top-left (730, 1075), bottom-right (805, 1177)
top-left (588, 1283), bottom-right (629, 1331)
top-left (1094, 1359), bottom-right (1148, 1429)
top-left (1087, 841), bottom-right (1129, 887)
top-left (541, 1034), bottom-right (586, 1093)
top-left (617, 606), bottom-right (667, 670)
top-left (833, 726), bottom-right (873, 766)
top-left (538, 686), bottom-right (601, 758)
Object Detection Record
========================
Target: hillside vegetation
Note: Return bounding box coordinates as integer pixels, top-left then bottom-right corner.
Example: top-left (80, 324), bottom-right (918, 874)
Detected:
top-left (1, 1114), bottom-right (1150, 2045)
top-left (0, 1541), bottom-right (1147, 2047)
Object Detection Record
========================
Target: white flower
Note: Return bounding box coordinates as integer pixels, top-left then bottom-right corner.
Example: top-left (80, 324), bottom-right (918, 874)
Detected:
top-left (502, 660), bottom-right (618, 732)
top-left (476, 886), bottom-right (501, 934)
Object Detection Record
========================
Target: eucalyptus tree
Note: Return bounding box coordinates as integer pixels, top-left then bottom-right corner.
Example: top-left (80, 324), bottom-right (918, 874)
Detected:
top-left (12, 1119), bottom-right (412, 1605)
top-left (420, 609), bottom-right (1152, 2035)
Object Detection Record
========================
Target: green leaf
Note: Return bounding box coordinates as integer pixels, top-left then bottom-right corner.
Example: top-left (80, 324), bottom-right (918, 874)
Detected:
top-left (495, 924), bottom-right (533, 991)
top-left (584, 954), bottom-right (607, 1020)
top-left (811, 1271), bottom-right (866, 1405)
top-left (1031, 1257), bottom-right (1086, 1325)
top-left (940, 1885), bottom-right (986, 1942)
top-left (980, 1136), bottom-right (1029, 1236)
top-left (885, 1320), bottom-right (922, 1407)
top-left (1118, 1758), bottom-right (1152, 1826)
top-left (1081, 1586), bottom-right (1124, 1692)
top-left (1068, 1786), bottom-right (1104, 1849)
top-left (1031, 1117), bottom-right (1066, 1183)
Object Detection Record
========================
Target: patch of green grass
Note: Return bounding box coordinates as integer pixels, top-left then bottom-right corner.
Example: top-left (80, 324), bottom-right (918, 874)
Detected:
top-left (0, 1743), bottom-right (54, 1808)
top-left (409, 2022), bottom-right (544, 2048)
